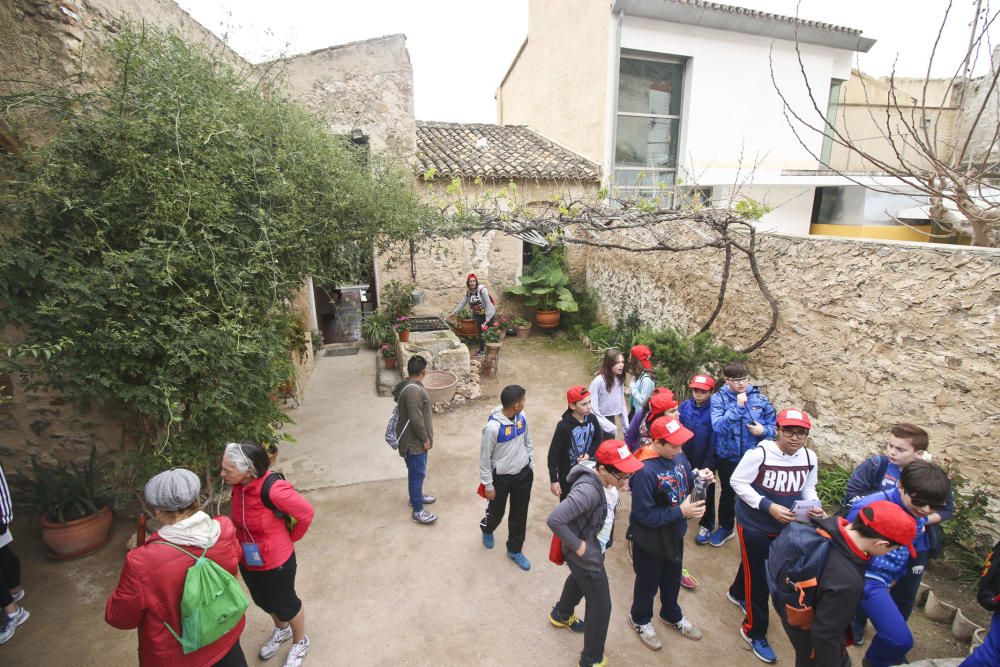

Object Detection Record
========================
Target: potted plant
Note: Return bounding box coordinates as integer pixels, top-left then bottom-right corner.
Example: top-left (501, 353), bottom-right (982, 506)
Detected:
top-left (454, 306), bottom-right (479, 337)
top-left (481, 319), bottom-right (505, 346)
top-left (361, 312), bottom-right (393, 349)
top-left (506, 253), bottom-right (578, 328)
top-left (381, 343), bottom-right (397, 370)
top-left (395, 316), bottom-right (412, 342)
top-left (16, 446), bottom-right (114, 560)
top-left (513, 316), bottom-right (531, 339)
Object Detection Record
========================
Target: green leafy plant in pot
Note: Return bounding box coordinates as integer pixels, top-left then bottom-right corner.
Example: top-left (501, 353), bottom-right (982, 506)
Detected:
top-left (16, 446), bottom-right (115, 560)
top-left (505, 253), bottom-right (578, 328)
top-left (361, 312), bottom-right (393, 349)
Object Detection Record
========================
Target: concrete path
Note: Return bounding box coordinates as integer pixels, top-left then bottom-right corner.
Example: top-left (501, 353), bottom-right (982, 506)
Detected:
top-left (2, 336), bottom-right (964, 666)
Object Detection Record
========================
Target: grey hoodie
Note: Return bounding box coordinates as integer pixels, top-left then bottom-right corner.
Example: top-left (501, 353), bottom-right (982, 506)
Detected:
top-left (479, 405), bottom-right (533, 489)
top-left (546, 462), bottom-right (614, 572)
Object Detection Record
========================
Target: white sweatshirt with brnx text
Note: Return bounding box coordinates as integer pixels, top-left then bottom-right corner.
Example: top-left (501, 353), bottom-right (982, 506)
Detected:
top-left (731, 439), bottom-right (819, 535)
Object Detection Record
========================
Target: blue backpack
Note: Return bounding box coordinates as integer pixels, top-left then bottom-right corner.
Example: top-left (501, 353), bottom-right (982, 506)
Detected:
top-left (766, 522), bottom-right (833, 630)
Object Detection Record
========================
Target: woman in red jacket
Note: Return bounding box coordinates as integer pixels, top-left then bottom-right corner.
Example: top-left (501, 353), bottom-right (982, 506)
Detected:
top-left (222, 441), bottom-right (315, 667)
top-left (105, 468), bottom-right (247, 666)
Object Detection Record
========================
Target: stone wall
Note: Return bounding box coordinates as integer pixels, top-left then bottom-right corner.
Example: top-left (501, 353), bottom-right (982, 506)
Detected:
top-left (267, 34), bottom-right (415, 159)
top-left (581, 232), bottom-right (1000, 497)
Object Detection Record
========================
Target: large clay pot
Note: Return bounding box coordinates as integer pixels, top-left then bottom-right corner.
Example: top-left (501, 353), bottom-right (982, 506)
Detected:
top-left (515, 325), bottom-right (531, 339)
top-left (41, 506), bottom-right (114, 560)
top-left (535, 310), bottom-right (560, 328)
top-left (458, 319), bottom-right (479, 336)
top-left (398, 330), bottom-right (410, 343)
top-left (423, 370), bottom-right (458, 403)
top-left (384, 357), bottom-right (396, 370)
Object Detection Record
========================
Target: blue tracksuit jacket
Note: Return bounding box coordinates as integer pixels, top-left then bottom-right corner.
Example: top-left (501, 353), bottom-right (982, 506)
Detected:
top-left (677, 398), bottom-right (715, 470)
top-left (710, 385), bottom-right (776, 463)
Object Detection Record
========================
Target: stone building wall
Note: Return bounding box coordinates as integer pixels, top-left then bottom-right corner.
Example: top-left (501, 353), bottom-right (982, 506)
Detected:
top-left (958, 44), bottom-right (1000, 167)
top-left (376, 178), bottom-right (599, 319)
top-left (581, 232), bottom-right (1000, 497)
top-left (266, 34), bottom-right (416, 159)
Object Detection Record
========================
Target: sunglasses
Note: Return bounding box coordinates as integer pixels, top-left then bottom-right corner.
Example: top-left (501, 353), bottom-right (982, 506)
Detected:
top-left (907, 496), bottom-right (946, 511)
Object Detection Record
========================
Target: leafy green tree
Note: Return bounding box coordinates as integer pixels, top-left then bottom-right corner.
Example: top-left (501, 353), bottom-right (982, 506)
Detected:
top-left (0, 26), bottom-right (436, 490)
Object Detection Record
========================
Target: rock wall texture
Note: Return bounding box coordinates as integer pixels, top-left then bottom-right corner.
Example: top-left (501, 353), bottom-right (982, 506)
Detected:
top-left (582, 232), bottom-right (1000, 497)
top-left (267, 34), bottom-right (416, 159)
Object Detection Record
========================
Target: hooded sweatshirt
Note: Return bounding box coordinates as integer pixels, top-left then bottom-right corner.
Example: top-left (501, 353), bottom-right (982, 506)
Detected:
top-left (546, 462), bottom-right (614, 572)
top-left (480, 406), bottom-right (533, 490)
top-left (392, 378), bottom-right (433, 457)
top-left (781, 516), bottom-right (872, 667)
top-left (547, 409), bottom-right (607, 486)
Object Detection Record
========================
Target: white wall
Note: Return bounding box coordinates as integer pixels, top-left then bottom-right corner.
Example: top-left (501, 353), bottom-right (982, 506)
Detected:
top-left (713, 184), bottom-right (816, 236)
top-left (618, 16), bottom-right (847, 177)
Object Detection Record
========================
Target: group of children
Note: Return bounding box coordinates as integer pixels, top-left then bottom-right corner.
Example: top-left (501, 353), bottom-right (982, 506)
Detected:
top-left (474, 345), bottom-right (995, 667)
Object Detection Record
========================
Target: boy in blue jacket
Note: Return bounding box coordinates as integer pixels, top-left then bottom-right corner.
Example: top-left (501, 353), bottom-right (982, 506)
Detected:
top-left (843, 423), bottom-right (954, 636)
top-left (846, 460), bottom-right (950, 667)
top-left (625, 416), bottom-right (713, 652)
top-left (678, 374), bottom-right (717, 546)
top-left (709, 361), bottom-right (776, 548)
top-left (963, 538), bottom-right (1000, 667)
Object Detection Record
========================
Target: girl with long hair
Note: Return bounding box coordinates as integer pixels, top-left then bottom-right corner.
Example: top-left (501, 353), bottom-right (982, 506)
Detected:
top-left (588, 349), bottom-right (627, 436)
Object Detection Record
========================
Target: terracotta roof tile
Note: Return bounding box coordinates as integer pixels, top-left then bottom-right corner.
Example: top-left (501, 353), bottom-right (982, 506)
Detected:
top-left (415, 122), bottom-right (600, 181)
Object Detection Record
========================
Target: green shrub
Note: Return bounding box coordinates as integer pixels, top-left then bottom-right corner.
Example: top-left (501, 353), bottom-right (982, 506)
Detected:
top-left (381, 280), bottom-right (416, 319)
top-left (815, 460), bottom-right (853, 510)
top-left (940, 476), bottom-right (997, 580)
top-left (633, 327), bottom-right (744, 396)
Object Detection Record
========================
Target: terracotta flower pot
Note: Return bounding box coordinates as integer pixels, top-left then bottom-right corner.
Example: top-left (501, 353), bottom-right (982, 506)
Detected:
top-left (41, 506), bottom-right (114, 560)
top-left (384, 357), bottom-right (396, 369)
top-left (458, 319), bottom-right (479, 336)
top-left (515, 325), bottom-right (531, 339)
top-left (535, 310), bottom-right (560, 328)
top-left (398, 330), bottom-right (410, 342)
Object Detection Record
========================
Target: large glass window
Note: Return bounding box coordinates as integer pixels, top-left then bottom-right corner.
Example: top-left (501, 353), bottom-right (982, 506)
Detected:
top-left (613, 55), bottom-right (685, 199)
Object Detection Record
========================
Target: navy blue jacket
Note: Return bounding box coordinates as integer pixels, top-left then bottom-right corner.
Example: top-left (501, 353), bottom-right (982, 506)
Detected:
top-left (678, 398), bottom-right (715, 470)
top-left (629, 453), bottom-right (694, 539)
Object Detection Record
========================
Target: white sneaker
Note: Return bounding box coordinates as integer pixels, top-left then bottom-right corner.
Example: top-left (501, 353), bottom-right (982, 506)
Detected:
top-left (0, 607), bottom-right (29, 646)
top-left (626, 612), bottom-right (662, 650)
top-left (260, 625), bottom-right (293, 660)
top-left (673, 616), bottom-right (703, 640)
top-left (283, 636), bottom-right (310, 667)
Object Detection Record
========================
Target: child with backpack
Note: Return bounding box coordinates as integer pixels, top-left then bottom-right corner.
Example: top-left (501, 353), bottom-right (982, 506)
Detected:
top-left (624, 388), bottom-right (678, 453)
top-left (842, 423), bottom-right (954, 634)
top-left (546, 440), bottom-right (644, 667)
top-left (627, 345), bottom-right (656, 422)
top-left (767, 500), bottom-right (916, 667)
top-left (449, 273), bottom-right (497, 356)
top-left (728, 408), bottom-right (822, 664)
top-left (106, 468), bottom-right (248, 666)
top-left (962, 537), bottom-right (1000, 667)
top-left (548, 385), bottom-right (610, 501)
top-left (678, 374), bottom-right (717, 546)
top-left (222, 442), bottom-right (315, 667)
top-left (845, 460), bottom-right (950, 667)
top-left (625, 415), bottom-right (713, 652)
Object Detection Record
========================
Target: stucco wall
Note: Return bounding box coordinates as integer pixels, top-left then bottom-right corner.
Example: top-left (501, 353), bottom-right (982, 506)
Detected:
top-left (268, 35), bottom-right (415, 159)
top-left (377, 178), bottom-right (599, 318)
top-left (957, 45), bottom-right (1000, 167)
top-left (496, 0), bottom-right (609, 163)
top-left (582, 231), bottom-right (1000, 497)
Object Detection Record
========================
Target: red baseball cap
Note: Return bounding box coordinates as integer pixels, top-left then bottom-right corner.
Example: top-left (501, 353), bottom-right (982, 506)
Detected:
top-left (630, 344), bottom-right (653, 370)
top-left (777, 408), bottom-right (812, 429)
top-left (649, 416), bottom-right (693, 446)
top-left (566, 385), bottom-right (590, 405)
top-left (859, 500), bottom-right (918, 557)
top-left (595, 439), bottom-right (644, 473)
top-left (648, 390), bottom-right (677, 416)
top-left (689, 374), bottom-right (715, 391)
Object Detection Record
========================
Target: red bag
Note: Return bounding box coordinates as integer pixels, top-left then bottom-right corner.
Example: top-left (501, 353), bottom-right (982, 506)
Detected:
top-left (476, 483), bottom-right (487, 499)
top-left (549, 534), bottom-right (565, 565)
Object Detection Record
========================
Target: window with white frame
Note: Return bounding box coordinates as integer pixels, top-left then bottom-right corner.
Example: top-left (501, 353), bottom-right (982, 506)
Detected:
top-left (613, 55), bottom-right (685, 199)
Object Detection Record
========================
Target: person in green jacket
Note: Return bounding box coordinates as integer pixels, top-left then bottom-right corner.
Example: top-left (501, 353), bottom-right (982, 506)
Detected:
top-left (392, 355), bottom-right (437, 525)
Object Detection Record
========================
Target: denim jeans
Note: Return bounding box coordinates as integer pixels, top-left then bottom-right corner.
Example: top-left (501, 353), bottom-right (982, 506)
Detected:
top-left (405, 451), bottom-right (428, 512)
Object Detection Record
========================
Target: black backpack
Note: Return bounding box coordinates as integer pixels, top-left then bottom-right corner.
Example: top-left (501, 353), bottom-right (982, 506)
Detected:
top-left (260, 471), bottom-right (296, 533)
top-left (766, 522), bottom-right (834, 630)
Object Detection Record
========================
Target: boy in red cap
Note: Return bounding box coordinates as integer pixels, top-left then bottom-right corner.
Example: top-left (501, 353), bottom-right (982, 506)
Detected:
top-left (728, 408), bottom-right (822, 664)
top-left (768, 500), bottom-right (916, 667)
top-left (678, 374), bottom-right (717, 546)
top-left (628, 345), bottom-right (656, 421)
top-left (547, 440), bottom-right (643, 667)
top-left (624, 388), bottom-right (678, 454)
top-left (625, 416), bottom-right (713, 651)
top-left (548, 386), bottom-right (610, 501)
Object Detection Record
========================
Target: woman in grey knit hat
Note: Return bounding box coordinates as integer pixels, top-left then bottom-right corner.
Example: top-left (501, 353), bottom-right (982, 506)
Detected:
top-left (105, 468), bottom-right (247, 666)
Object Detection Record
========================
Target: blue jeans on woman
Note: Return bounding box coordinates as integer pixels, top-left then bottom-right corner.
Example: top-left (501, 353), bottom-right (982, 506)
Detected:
top-left (405, 451), bottom-right (428, 512)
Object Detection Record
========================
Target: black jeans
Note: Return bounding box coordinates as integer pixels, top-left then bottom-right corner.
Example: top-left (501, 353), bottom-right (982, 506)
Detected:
top-left (699, 482), bottom-right (717, 532)
top-left (0, 543), bottom-right (21, 608)
top-left (214, 640), bottom-right (248, 667)
top-left (630, 540), bottom-right (683, 626)
top-left (716, 458), bottom-right (739, 531)
top-left (555, 560), bottom-right (612, 667)
top-left (480, 465), bottom-right (533, 553)
top-left (730, 522), bottom-right (778, 640)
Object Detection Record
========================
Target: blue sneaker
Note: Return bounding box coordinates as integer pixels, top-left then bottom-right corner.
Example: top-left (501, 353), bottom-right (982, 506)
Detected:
top-left (549, 609), bottom-right (585, 633)
top-left (695, 526), bottom-right (712, 545)
top-left (726, 592), bottom-right (747, 615)
top-left (741, 628), bottom-right (777, 664)
top-left (507, 551), bottom-right (531, 571)
top-left (708, 527), bottom-right (735, 547)
top-left (482, 532), bottom-right (494, 549)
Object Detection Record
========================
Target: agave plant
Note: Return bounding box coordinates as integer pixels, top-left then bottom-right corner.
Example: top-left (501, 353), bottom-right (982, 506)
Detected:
top-left (16, 446), bottom-right (110, 524)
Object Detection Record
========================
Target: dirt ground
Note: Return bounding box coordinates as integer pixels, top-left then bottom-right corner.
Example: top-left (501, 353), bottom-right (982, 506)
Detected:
top-left (2, 336), bottom-right (974, 666)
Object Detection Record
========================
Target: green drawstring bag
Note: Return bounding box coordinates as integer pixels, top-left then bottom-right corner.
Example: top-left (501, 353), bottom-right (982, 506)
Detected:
top-left (154, 541), bottom-right (249, 654)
